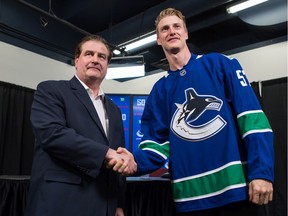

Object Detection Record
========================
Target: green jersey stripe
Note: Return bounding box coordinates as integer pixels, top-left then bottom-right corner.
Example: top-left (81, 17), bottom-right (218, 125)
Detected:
top-left (174, 183), bottom-right (247, 202)
top-left (172, 163), bottom-right (247, 200)
top-left (237, 111), bottom-right (272, 137)
top-left (139, 140), bottom-right (170, 158)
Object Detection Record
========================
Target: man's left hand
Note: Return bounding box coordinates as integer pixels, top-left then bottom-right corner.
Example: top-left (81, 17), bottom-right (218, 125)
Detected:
top-left (249, 179), bottom-right (273, 205)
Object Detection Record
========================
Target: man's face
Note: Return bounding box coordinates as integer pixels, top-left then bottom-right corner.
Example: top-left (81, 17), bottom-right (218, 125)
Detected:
top-left (156, 15), bottom-right (188, 53)
top-left (75, 40), bottom-right (109, 84)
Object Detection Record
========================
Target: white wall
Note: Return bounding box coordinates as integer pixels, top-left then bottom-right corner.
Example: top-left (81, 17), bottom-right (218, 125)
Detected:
top-left (233, 42), bottom-right (287, 82)
top-left (0, 40), bottom-right (287, 94)
top-left (116, 41), bottom-right (288, 94)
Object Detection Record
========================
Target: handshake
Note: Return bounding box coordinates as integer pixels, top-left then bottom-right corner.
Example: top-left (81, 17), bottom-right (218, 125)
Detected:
top-left (105, 147), bottom-right (137, 176)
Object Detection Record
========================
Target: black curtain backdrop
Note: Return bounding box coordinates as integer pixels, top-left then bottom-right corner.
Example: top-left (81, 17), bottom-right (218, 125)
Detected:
top-left (261, 77), bottom-right (287, 216)
top-left (0, 176), bottom-right (30, 216)
top-left (0, 81), bottom-right (35, 175)
top-left (126, 180), bottom-right (175, 216)
top-left (0, 78), bottom-right (287, 216)
top-left (251, 81), bottom-right (262, 105)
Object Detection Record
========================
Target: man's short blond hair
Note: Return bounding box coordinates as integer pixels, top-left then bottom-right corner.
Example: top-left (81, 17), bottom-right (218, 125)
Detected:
top-left (155, 8), bottom-right (187, 36)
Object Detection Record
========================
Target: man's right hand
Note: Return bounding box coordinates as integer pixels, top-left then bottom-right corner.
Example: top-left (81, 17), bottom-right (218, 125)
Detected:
top-left (105, 148), bottom-right (137, 175)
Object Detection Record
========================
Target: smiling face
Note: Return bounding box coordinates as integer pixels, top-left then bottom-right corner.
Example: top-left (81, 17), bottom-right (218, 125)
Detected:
top-left (75, 40), bottom-right (110, 85)
top-left (156, 15), bottom-right (188, 54)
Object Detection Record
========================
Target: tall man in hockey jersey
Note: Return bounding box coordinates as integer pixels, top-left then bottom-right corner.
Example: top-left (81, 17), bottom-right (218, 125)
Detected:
top-left (116, 8), bottom-right (274, 215)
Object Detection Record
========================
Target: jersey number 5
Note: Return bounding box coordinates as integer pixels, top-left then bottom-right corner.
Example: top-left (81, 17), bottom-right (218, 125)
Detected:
top-left (236, 70), bottom-right (249, 87)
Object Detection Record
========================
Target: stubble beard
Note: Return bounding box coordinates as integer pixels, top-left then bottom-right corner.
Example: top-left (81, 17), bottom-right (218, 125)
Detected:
top-left (170, 47), bottom-right (180, 55)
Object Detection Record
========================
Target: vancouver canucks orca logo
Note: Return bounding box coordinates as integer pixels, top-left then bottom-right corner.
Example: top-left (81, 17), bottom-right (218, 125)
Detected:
top-left (171, 88), bottom-right (227, 141)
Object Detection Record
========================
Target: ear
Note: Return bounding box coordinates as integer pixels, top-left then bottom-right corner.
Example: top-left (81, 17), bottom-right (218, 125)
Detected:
top-left (157, 37), bottom-right (162, 46)
top-left (185, 31), bottom-right (189, 40)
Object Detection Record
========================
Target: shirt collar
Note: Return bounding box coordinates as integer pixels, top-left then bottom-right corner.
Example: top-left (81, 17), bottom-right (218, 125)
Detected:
top-left (75, 75), bottom-right (105, 98)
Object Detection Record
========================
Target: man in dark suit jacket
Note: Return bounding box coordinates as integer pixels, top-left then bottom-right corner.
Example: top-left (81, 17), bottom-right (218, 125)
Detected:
top-left (25, 35), bottom-right (137, 216)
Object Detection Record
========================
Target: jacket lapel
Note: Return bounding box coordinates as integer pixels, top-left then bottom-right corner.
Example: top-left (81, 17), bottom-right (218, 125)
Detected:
top-left (69, 76), bottom-right (107, 139)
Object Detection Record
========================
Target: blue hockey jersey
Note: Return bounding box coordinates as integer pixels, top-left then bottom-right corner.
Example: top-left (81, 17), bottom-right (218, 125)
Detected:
top-left (134, 53), bottom-right (274, 212)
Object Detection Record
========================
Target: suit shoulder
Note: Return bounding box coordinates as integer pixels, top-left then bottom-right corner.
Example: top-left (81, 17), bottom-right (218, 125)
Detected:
top-left (37, 80), bottom-right (69, 89)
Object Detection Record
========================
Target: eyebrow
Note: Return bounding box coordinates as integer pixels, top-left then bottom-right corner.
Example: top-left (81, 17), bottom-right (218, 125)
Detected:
top-left (160, 22), bottom-right (181, 29)
top-left (83, 50), bottom-right (107, 56)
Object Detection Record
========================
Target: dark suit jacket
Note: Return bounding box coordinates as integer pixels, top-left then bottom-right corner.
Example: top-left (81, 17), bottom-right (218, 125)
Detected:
top-left (25, 76), bottom-right (126, 216)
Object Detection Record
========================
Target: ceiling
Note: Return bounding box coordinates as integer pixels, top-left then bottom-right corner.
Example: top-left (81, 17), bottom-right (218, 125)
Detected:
top-left (0, 0), bottom-right (287, 80)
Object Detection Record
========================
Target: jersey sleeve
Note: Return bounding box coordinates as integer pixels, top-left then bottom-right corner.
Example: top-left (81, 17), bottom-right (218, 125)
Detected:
top-left (220, 54), bottom-right (274, 182)
top-left (134, 78), bottom-right (170, 175)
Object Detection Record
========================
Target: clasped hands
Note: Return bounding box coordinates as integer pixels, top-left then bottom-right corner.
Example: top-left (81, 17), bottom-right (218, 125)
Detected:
top-left (105, 147), bottom-right (137, 176)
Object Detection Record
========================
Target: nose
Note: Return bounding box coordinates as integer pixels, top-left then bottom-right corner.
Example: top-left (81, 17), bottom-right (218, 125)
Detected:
top-left (168, 27), bottom-right (176, 35)
top-left (91, 55), bottom-right (98, 64)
